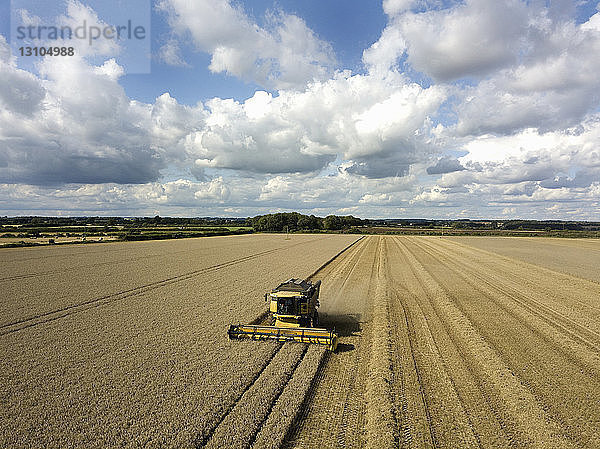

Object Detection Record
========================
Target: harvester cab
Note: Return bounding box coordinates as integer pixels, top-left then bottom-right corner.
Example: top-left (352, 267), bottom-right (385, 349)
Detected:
top-left (228, 278), bottom-right (338, 351)
top-left (267, 278), bottom-right (320, 328)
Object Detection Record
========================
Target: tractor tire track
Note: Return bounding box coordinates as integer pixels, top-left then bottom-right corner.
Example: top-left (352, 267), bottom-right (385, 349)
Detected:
top-left (0, 235), bottom-right (334, 282)
top-left (387, 282), bottom-right (436, 449)
top-left (0, 250), bottom-right (191, 282)
top-left (1, 248), bottom-right (278, 335)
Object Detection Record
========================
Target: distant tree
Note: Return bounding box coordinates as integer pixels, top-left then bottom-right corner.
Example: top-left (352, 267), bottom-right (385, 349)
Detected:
top-left (249, 212), bottom-right (366, 232)
top-left (297, 214), bottom-right (322, 229)
top-left (323, 215), bottom-right (342, 230)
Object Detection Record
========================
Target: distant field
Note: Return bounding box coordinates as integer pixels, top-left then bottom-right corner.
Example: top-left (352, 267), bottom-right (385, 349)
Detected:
top-left (0, 235), bottom-right (120, 245)
top-left (449, 236), bottom-right (600, 283)
top-left (2, 235), bottom-right (599, 448)
top-left (0, 226), bottom-right (252, 247)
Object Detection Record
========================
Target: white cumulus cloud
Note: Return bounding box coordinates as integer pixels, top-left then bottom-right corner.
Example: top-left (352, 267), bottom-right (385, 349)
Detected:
top-left (157, 0), bottom-right (336, 90)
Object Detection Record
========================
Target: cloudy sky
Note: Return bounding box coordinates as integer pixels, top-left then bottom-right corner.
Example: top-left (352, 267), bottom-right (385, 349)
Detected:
top-left (1, 0), bottom-right (599, 219)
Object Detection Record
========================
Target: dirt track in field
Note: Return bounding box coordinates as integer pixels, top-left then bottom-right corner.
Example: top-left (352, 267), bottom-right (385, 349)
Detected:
top-left (2, 235), bottom-right (600, 448)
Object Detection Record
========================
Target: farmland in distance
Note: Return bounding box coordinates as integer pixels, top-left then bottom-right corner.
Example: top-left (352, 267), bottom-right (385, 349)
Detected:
top-left (2, 234), bottom-right (600, 448)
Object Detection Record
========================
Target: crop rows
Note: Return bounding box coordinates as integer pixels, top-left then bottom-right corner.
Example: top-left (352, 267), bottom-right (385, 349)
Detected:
top-left (407, 237), bottom-right (600, 447)
top-left (364, 237), bottom-right (396, 449)
top-left (203, 343), bottom-right (307, 448)
top-left (251, 345), bottom-right (326, 449)
top-left (288, 235), bottom-right (600, 449)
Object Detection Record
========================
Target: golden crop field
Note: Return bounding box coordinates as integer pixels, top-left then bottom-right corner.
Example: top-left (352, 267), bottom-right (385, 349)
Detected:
top-left (2, 234), bottom-right (600, 448)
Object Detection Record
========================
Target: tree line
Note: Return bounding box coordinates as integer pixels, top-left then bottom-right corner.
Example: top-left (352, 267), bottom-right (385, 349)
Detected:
top-left (247, 212), bottom-right (367, 231)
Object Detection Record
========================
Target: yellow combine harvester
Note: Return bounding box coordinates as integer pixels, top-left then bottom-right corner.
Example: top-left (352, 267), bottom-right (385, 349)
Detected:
top-left (228, 278), bottom-right (338, 351)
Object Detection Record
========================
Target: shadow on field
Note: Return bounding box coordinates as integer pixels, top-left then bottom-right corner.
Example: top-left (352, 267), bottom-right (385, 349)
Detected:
top-left (320, 313), bottom-right (362, 353)
top-left (335, 342), bottom-right (355, 353)
top-left (321, 312), bottom-right (362, 336)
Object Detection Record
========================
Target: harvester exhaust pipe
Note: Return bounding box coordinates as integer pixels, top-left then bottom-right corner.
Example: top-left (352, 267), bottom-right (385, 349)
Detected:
top-left (228, 324), bottom-right (338, 352)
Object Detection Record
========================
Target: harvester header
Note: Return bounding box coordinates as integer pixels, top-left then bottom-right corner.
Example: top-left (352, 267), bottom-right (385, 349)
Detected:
top-left (227, 324), bottom-right (338, 351)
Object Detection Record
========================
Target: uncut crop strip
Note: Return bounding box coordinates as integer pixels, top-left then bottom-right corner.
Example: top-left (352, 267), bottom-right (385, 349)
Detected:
top-left (1, 235), bottom-right (349, 328)
top-left (0, 237), bottom-right (341, 336)
top-left (251, 346), bottom-right (328, 449)
top-left (0, 235), bottom-right (364, 448)
top-left (193, 342), bottom-right (285, 447)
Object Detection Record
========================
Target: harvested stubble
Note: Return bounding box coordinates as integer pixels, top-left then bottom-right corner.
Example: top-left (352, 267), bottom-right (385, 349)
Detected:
top-left (388, 236), bottom-right (600, 448)
top-left (448, 236), bottom-right (600, 284)
top-left (398, 237), bottom-right (575, 447)
top-left (364, 237), bottom-right (397, 449)
top-left (251, 344), bottom-right (326, 449)
top-left (290, 235), bottom-right (600, 449)
top-left (203, 343), bottom-right (306, 449)
top-left (408, 237), bottom-right (600, 447)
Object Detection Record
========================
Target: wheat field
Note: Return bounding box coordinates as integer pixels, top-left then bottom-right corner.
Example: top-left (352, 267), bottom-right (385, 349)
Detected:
top-left (2, 234), bottom-right (600, 448)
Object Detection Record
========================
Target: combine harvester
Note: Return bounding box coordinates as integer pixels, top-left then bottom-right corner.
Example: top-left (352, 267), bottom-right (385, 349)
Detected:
top-left (228, 278), bottom-right (338, 351)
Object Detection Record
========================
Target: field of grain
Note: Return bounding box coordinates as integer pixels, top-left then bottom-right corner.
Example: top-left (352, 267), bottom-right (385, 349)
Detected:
top-left (2, 234), bottom-right (600, 448)
top-left (0, 234), bottom-right (356, 448)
